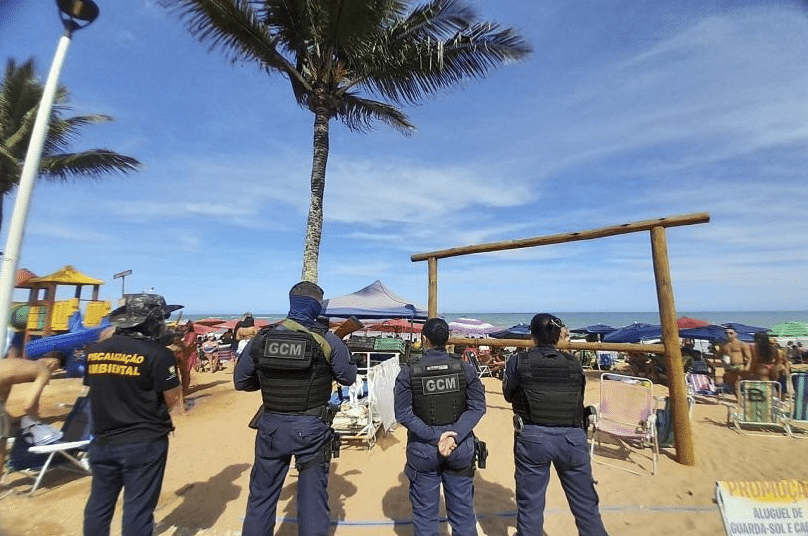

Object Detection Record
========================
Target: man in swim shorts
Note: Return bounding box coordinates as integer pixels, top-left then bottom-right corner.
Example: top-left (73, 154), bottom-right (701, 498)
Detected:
top-left (718, 328), bottom-right (751, 391)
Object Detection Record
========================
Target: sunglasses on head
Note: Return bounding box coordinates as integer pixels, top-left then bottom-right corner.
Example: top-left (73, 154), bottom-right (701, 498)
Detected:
top-left (549, 318), bottom-right (565, 329)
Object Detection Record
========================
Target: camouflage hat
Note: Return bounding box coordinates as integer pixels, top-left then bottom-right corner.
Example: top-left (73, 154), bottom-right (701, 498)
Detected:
top-left (109, 293), bottom-right (183, 329)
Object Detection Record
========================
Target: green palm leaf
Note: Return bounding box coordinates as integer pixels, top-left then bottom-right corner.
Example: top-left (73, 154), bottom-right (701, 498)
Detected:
top-left (164, 0), bottom-right (531, 281)
top-left (0, 58), bottom-right (142, 232)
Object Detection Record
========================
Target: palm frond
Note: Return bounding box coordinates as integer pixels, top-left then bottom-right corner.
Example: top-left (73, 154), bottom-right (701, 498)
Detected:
top-left (354, 20), bottom-right (531, 104)
top-left (39, 150), bottom-right (141, 181)
top-left (162, 0), bottom-right (303, 84)
top-left (396, 0), bottom-right (477, 41)
top-left (338, 93), bottom-right (414, 134)
top-left (43, 114), bottom-right (113, 155)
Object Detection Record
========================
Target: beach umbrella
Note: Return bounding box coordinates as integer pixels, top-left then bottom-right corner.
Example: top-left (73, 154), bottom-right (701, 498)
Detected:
top-left (194, 317), bottom-right (227, 326)
top-left (721, 322), bottom-right (767, 340)
top-left (602, 322), bottom-right (662, 343)
top-left (213, 318), bottom-right (271, 330)
top-left (447, 317), bottom-right (500, 335)
top-left (489, 323), bottom-right (532, 339)
top-left (679, 324), bottom-right (730, 342)
top-left (570, 324), bottom-right (617, 335)
top-left (367, 318), bottom-right (422, 334)
top-left (677, 316), bottom-right (710, 329)
top-left (768, 322), bottom-right (808, 338)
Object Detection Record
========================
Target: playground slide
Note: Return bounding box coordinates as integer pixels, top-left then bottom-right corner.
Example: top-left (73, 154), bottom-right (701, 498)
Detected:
top-left (25, 312), bottom-right (110, 360)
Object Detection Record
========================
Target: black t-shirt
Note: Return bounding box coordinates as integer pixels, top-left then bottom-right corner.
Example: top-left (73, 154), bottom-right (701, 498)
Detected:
top-left (84, 334), bottom-right (180, 444)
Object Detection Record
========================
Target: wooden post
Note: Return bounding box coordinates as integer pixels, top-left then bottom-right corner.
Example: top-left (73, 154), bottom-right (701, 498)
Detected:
top-left (427, 257), bottom-right (438, 318)
top-left (650, 226), bottom-right (695, 466)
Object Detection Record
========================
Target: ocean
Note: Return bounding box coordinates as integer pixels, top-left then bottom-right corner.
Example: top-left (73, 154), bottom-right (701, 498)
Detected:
top-left (181, 311), bottom-right (808, 331)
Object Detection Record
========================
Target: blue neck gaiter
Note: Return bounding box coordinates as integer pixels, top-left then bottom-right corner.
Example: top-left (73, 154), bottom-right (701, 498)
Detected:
top-left (288, 296), bottom-right (322, 325)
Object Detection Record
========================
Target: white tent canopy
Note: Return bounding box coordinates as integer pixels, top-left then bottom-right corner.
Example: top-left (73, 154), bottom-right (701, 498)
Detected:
top-left (322, 280), bottom-right (428, 320)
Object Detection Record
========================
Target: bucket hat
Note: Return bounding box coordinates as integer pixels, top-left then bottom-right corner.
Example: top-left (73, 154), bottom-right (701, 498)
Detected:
top-left (109, 293), bottom-right (183, 329)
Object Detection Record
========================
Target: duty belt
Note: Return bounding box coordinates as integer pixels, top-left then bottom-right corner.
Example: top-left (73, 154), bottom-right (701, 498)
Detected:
top-left (283, 404), bottom-right (337, 424)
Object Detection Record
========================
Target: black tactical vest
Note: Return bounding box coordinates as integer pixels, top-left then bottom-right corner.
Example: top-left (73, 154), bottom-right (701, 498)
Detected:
top-left (251, 320), bottom-right (333, 413)
top-left (512, 346), bottom-right (585, 427)
top-left (410, 356), bottom-right (468, 426)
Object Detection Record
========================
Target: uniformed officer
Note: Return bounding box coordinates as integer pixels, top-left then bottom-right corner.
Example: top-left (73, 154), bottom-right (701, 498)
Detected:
top-left (82, 293), bottom-right (184, 536)
top-left (234, 281), bottom-right (356, 536)
top-left (503, 313), bottom-right (609, 536)
top-left (394, 317), bottom-right (486, 536)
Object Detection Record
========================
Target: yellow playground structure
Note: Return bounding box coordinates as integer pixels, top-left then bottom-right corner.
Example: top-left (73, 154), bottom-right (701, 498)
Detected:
top-left (11, 265), bottom-right (111, 346)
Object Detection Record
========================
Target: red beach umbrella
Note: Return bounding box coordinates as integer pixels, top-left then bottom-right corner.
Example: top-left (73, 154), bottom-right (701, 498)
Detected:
top-left (213, 318), bottom-right (271, 330)
top-left (677, 316), bottom-right (710, 329)
top-left (367, 318), bottom-right (422, 334)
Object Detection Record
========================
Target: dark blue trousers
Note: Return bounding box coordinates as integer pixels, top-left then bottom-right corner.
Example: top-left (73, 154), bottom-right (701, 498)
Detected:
top-left (83, 436), bottom-right (169, 536)
top-left (404, 436), bottom-right (477, 536)
top-left (514, 425), bottom-right (608, 536)
top-left (242, 414), bottom-right (333, 536)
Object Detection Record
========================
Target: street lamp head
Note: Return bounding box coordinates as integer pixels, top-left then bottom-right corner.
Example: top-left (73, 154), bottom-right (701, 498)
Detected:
top-left (57, 0), bottom-right (99, 32)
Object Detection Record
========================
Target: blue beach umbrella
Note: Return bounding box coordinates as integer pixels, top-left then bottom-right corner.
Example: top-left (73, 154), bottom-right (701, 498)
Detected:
top-left (489, 323), bottom-right (532, 339)
top-left (679, 324), bottom-right (731, 342)
top-left (570, 324), bottom-right (617, 335)
top-left (721, 322), bottom-right (767, 342)
top-left (602, 322), bottom-right (662, 343)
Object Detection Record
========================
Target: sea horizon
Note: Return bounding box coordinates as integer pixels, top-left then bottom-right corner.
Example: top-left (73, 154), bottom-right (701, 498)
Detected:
top-left (179, 310), bottom-right (808, 331)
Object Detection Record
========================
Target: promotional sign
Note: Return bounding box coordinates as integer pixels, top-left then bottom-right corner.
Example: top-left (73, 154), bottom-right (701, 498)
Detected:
top-left (716, 481), bottom-right (808, 535)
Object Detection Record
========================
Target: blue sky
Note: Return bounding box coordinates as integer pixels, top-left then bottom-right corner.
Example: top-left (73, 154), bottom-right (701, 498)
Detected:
top-left (1, 0), bottom-right (807, 315)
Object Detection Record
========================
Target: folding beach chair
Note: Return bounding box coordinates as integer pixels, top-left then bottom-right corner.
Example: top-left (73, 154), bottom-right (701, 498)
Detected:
top-left (590, 373), bottom-right (660, 475)
top-left (686, 372), bottom-right (722, 404)
top-left (784, 373), bottom-right (808, 438)
top-left (2, 396), bottom-right (93, 495)
top-left (723, 380), bottom-right (789, 437)
top-left (463, 348), bottom-right (491, 378)
top-left (595, 352), bottom-right (615, 371)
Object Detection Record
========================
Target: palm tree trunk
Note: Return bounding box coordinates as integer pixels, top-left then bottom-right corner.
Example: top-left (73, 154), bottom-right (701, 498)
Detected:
top-left (301, 105), bottom-right (330, 283)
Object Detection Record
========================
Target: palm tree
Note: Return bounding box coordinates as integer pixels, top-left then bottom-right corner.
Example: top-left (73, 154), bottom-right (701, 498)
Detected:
top-left (164, 0), bottom-right (531, 283)
top-left (0, 58), bottom-right (141, 234)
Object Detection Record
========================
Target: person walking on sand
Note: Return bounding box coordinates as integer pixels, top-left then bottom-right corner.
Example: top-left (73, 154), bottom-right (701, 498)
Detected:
top-left (503, 313), bottom-right (608, 536)
top-left (82, 293), bottom-right (183, 536)
top-left (234, 281), bottom-right (356, 536)
top-left (394, 317), bottom-right (486, 536)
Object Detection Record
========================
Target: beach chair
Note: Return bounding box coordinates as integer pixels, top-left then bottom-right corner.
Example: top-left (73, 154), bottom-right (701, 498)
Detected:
top-left (724, 380), bottom-right (789, 436)
top-left (578, 350), bottom-right (595, 371)
top-left (3, 396), bottom-right (93, 495)
top-left (784, 374), bottom-right (808, 438)
top-left (686, 372), bottom-right (722, 405)
top-left (463, 348), bottom-right (490, 378)
top-left (590, 373), bottom-right (660, 475)
top-left (595, 351), bottom-right (615, 371)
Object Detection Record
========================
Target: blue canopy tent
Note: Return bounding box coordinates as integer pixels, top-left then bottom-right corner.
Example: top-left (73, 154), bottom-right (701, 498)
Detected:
top-left (321, 280), bottom-right (428, 320)
top-left (602, 322), bottom-right (662, 343)
top-left (489, 323), bottom-right (532, 340)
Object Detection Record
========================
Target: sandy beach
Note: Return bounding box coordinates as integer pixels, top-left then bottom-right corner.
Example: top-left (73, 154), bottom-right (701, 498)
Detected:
top-left (1, 363), bottom-right (807, 536)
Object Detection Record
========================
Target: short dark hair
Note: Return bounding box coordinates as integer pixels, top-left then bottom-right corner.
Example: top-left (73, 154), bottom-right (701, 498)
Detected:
top-left (530, 313), bottom-right (564, 345)
top-left (422, 318), bottom-right (449, 347)
top-left (289, 281), bottom-right (324, 303)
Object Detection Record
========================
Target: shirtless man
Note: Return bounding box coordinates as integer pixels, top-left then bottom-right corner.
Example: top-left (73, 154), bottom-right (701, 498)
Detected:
top-left (0, 353), bottom-right (65, 476)
top-left (718, 328), bottom-right (751, 391)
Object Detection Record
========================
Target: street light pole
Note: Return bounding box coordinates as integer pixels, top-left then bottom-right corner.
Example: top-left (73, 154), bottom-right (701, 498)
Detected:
top-left (0, 1), bottom-right (99, 354)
